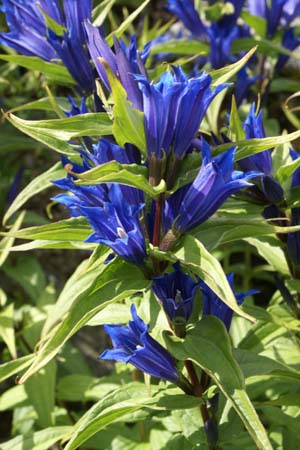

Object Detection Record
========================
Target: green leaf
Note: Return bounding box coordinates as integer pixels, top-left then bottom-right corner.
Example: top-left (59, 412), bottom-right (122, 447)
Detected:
top-left (0, 54), bottom-right (74, 85)
top-left (164, 318), bottom-right (273, 450)
top-left (228, 96), bottom-right (245, 142)
top-left (234, 349), bottom-right (300, 383)
top-left (3, 163), bottom-right (65, 226)
top-left (216, 128), bottom-right (300, 160)
top-left (0, 217), bottom-right (92, 241)
top-left (93, 0), bottom-right (115, 27)
top-left (150, 39), bottom-right (209, 56)
top-left (191, 217), bottom-right (275, 251)
top-left (105, 64), bottom-right (147, 155)
top-left (0, 385), bottom-right (28, 411)
top-left (276, 155), bottom-right (300, 186)
top-left (0, 303), bottom-right (16, 359)
top-left (56, 374), bottom-right (119, 402)
top-left (0, 211), bottom-right (26, 265)
top-left (75, 160), bottom-right (166, 197)
top-left (210, 47), bottom-right (257, 86)
top-left (245, 236), bottom-right (290, 276)
top-left (5, 112), bottom-right (112, 155)
top-left (42, 246), bottom-right (110, 336)
top-left (64, 383), bottom-right (156, 450)
top-left (0, 354), bottom-right (35, 383)
top-left (3, 255), bottom-right (47, 302)
top-left (25, 360), bottom-right (56, 428)
top-left (18, 260), bottom-right (150, 383)
top-left (241, 11), bottom-right (266, 37)
top-left (0, 426), bottom-right (72, 450)
top-left (37, 5), bottom-right (66, 35)
top-left (192, 216), bottom-right (300, 251)
top-left (152, 235), bottom-right (256, 323)
top-left (1, 240), bottom-right (97, 252)
top-left (106, 0), bottom-right (151, 45)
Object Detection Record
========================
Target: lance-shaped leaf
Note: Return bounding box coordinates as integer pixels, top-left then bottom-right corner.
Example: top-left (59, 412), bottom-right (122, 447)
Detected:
top-left (63, 383), bottom-right (157, 450)
top-left (103, 61), bottom-right (147, 155)
top-left (5, 113), bottom-right (112, 155)
top-left (150, 39), bottom-right (209, 56)
top-left (106, 0), bottom-right (151, 45)
top-left (215, 128), bottom-right (300, 160)
top-left (17, 260), bottom-right (150, 383)
top-left (0, 303), bottom-right (17, 359)
top-left (0, 54), bottom-right (74, 85)
top-left (0, 211), bottom-right (25, 265)
top-left (75, 161), bottom-right (166, 197)
top-left (0, 354), bottom-right (35, 383)
top-left (210, 47), bottom-right (257, 86)
top-left (164, 317), bottom-right (273, 450)
top-left (0, 426), bottom-right (72, 450)
top-left (0, 217), bottom-right (92, 242)
top-left (3, 163), bottom-right (65, 226)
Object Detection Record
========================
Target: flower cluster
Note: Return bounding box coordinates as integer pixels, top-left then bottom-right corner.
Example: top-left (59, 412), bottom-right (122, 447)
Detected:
top-left (167, 0), bottom-right (247, 69)
top-left (0, 0), bottom-right (95, 92)
top-left (3, 0), bottom-right (300, 409)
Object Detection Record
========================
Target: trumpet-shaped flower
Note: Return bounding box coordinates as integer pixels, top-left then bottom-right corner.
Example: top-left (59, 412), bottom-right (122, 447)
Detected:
top-left (167, 0), bottom-right (206, 38)
top-left (239, 104), bottom-right (272, 175)
top-left (166, 0), bottom-right (248, 69)
top-left (135, 67), bottom-right (227, 159)
top-left (100, 304), bottom-right (179, 382)
top-left (0, 0), bottom-right (95, 92)
top-left (247, 0), bottom-right (300, 37)
top-left (52, 140), bottom-right (146, 265)
top-left (201, 273), bottom-right (257, 330)
top-left (82, 184), bottom-right (146, 265)
top-left (84, 22), bottom-right (150, 110)
top-left (152, 263), bottom-right (200, 323)
top-left (238, 104), bottom-right (284, 203)
top-left (164, 140), bottom-right (257, 234)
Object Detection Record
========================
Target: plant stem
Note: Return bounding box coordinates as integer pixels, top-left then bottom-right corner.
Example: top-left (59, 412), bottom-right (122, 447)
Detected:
top-left (184, 360), bottom-right (209, 423)
top-left (153, 196), bottom-right (163, 247)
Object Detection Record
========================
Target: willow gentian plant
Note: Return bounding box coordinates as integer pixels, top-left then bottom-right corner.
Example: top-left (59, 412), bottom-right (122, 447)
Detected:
top-left (1, 2), bottom-right (300, 450)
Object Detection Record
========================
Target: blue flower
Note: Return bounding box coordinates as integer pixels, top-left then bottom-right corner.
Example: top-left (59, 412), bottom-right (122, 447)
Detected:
top-left (81, 184), bottom-right (146, 265)
top-left (206, 23), bottom-right (240, 69)
top-left (0, 0), bottom-right (95, 93)
top-left (239, 104), bottom-right (272, 175)
top-left (166, 0), bottom-right (248, 69)
top-left (100, 304), bottom-right (179, 382)
top-left (164, 140), bottom-right (257, 234)
top-left (5, 164), bottom-right (24, 205)
top-left (0, 0), bottom-right (60, 60)
top-left (248, 0), bottom-right (300, 37)
top-left (276, 28), bottom-right (300, 71)
top-left (84, 22), bottom-right (150, 110)
top-left (152, 263), bottom-right (200, 323)
top-left (135, 67), bottom-right (227, 159)
top-left (167, 0), bottom-right (206, 38)
top-left (201, 273), bottom-right (258, 330)
top-left (52, 140), bottom-right (146, 265)
top-left (287, 149), bottom-right (300, 266)
top-left (238, 104), bottom-right (284, 203)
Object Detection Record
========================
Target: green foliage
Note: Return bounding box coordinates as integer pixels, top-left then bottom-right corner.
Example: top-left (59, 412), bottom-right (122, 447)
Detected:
top-left (1, 1), bottom-right (300, 449)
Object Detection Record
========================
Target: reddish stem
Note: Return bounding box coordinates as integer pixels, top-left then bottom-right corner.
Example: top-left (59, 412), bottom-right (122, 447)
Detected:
top-left (152, 196), bottom-right (163, 247)
top-left (185, 360), bottom-right (210, 423)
